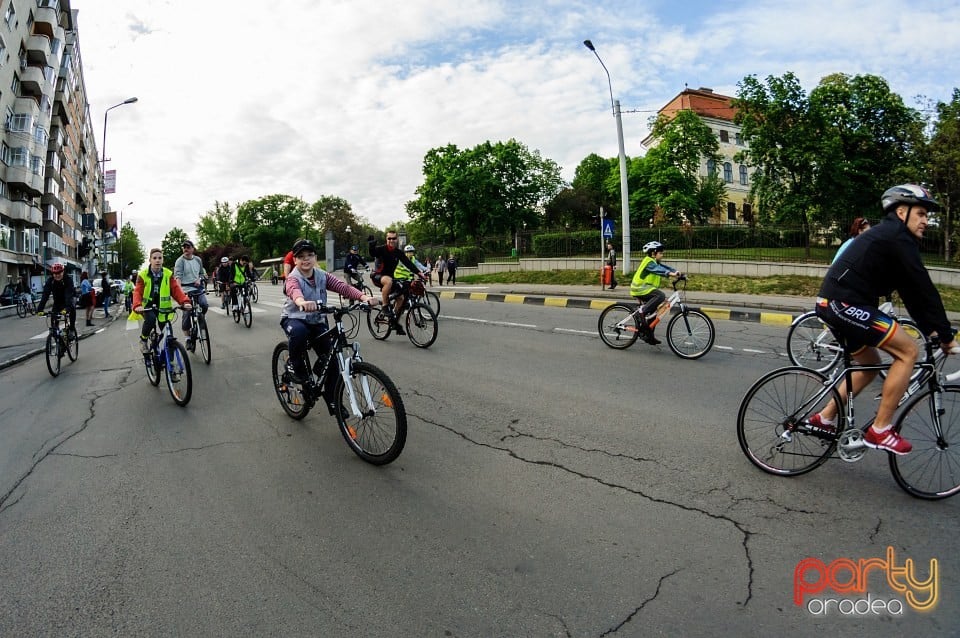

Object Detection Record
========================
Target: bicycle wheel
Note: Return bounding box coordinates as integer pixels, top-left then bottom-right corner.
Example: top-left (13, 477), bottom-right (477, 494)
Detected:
top-left (251, 283), bottom-right (259, 303)
top-left (341, 310), bottom-right (360, 340)
top-left (666, 310), bottom-right (715, 359)
top-left (335, 361), bottom-right (407, 465)
top-left (197, 316), bottom-right (212, 364)
top-left (65, 327), bottom-right (79, 362)
top-left (242, 297), bottom-right (252, 328)
top-left (366, 307), bottom-right (392, 340)
top-left (164, 340), bottom-right (193, 406)
top-left (45, 333), bottom-right (61, 377)
top-left (272, 342), bottom-right (311, 419)
top-left (16, 297), bottom-right (27, 318)
top-left (889, 386), bottom-right (960, 499)
top-left (737, 366), bottom-right (840, 476)
top-left (422, 290), bottom-right (440, 315)
top-left (878, 319), bottom-right (925, 380)
top-left (233, 298), bottom-right (241, 323)
top-left (405, 303), bottom-right (438, 348)
top-left (786, 312), bottom-right (842, 373)
top-left (146, 346), bottom-right (162, 387)
top-left (597, 303), bottom-right (640, 349)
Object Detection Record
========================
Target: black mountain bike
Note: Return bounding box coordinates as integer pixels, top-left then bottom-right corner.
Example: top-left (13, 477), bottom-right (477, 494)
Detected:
top-left (184, 291), bottom-right (212, 364)
top-left (272, 302), bottom-right (407, 465)
top-left (39, 309), bottom-right (78, 377)
top-left (17, 292), bottom-right (37, 318)
top-left (366, 280), bottom-right (438, 348)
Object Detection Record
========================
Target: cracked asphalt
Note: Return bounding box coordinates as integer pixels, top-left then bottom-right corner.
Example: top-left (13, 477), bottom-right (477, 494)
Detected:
top-left (0, 285), bottom-right (957, 636)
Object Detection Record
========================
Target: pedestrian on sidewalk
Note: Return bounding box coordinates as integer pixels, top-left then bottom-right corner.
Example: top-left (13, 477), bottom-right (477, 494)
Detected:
top-left (446, 255), bottom-right (458, 285)
top-left (436, 254), bottom-right (446, 285)
top-left (79, 272), bottom-right (95, 326)
top-left (605, 241), bottom-right (618, 290)
top-left (100, 272), bottom-right (111, 318)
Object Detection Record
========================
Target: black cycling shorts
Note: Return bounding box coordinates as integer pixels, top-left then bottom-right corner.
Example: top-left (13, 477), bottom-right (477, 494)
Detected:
top-left (814, 297), bottom-right (897, 354)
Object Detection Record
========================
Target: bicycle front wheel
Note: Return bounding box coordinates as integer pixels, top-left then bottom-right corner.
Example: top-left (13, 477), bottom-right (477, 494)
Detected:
top-left (366, 307), bottom-right (392, 340)
top-left (666, 310), bottom-right (715, 359)
top-left (242, 298), bottom-right (252, 328)
top-left (65, 327), bottom-right (79, 362)
top-left (423, 290), bottom-right (440, 315)
top-left (786, 312), bottom-right (841, 373)
top-left (889, 386), bottom-right (960, 499)
top-left (597, 304), bottom-right (640, 349)
top-left (406, 303), bottom-right (438, 348)
top-left (272, 342), bottom-right (311, 419)
top-left (335, 361), bottom-right (407, 465)
top-left (197, 316), bottom-right (212, 364)
top-left (146, 348), bottom-right (162, 386)
top-left (737, 366), bottom-right (840, 476)
top-left (45, 333), bottom-right (61, 377)
top-left (165, 341), bottom-right (193, 406)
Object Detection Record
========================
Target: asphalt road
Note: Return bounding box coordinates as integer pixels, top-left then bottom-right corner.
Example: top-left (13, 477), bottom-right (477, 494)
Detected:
top-left (0, 284), bottom-right (957, 636)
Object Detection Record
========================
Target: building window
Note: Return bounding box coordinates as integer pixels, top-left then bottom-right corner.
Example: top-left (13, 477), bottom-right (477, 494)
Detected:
top-left (0, 35), bottom-right (6, 64)
top-left (723, 162), bottom-right (733, 183)
top-left (735, 132), bottom-right (743, 145)
top-left (719, 130), bottom-right (729, 143)
top-left (739, 164), bottom-right (748, 186)
top-left (7, 112), bottom-right (29, 132)
top-left (743, 203), bottom-right (753, 222)
top-left (706, 159), bottom-right (716, 178)
top-left (9, 146), bottom-right (28, 166)
top-left (4, 3), bottom-right (15, 30)
top-left (727, 202), bottom-right (736, 221)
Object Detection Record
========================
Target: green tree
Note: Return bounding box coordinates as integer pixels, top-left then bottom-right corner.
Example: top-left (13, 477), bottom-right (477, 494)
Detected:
top-left (308, 195), bottom-right (362, 249)
top-left (407, 139), bottom-right (563, 245)
top-left (161, 227), bottom-right (189, 266)
top-left (195, 201), bottom-right (238, 248)
top-left (118, 221), bottom-right (145, 276)
top-left (928, 89), bottom-right (960, 261)
top-left (236, 194), bottom-right (310, 260)
top-left (571, 153), bottom-right (620, 217)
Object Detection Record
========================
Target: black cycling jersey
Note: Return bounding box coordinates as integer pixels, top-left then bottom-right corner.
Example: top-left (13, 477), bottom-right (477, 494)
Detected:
top-left (819, 210), bottom-right (951, 339)
top-left (344, 252), bottom-right (367, 272)
top-left (368, 237), bottom-right (418, 279)
top-left (37, 275), bottom-right (76, 312)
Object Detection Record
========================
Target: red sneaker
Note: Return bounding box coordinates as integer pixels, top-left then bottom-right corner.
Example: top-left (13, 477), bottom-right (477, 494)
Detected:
top-left (864, 427), bottom-right (912, 455)
top-left (805, 413), bottom-right (836, 435)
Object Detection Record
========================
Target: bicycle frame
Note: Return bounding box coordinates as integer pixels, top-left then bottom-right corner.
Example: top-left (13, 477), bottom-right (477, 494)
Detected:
top-left (305, 305), bottom-right (374, 418)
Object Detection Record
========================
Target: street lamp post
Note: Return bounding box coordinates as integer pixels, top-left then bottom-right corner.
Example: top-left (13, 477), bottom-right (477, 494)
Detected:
top-left (99, 97), bottom-right (138, 274)
top-left (583, 40), bottom-right (631, 275)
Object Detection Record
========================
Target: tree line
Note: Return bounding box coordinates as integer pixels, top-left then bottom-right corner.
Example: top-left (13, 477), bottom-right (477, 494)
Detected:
top-left (142, 71), bottom-right (960, 265)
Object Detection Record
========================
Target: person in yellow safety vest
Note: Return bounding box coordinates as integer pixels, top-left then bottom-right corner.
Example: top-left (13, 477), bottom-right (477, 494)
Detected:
top-left (132, 248), bottom-right (192, 355)
top-left (629, 241), bottom-right (683, 345)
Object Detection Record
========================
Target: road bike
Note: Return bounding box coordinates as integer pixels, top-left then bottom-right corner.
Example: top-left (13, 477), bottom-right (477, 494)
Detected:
top-left (16, 292), bottom-right (37, 318)
top-left (184, 290), bottom-right (212, 364)
top-left (272, 302), bottom-right (407, 465)
top-left (737, 333), bottom-right (960, 499)
top-left (231, 282), bottom-right (253, 328)
top-left (597, 275), bottom-right (715, 359)
top-left (786, 300), bottom-right (926, 376)
top-left (141, 307), bottom-right (193, 406)
top-left (366, 279), bottom-right (438, 348)
top-left (38, 309), bottom-right (78, 377)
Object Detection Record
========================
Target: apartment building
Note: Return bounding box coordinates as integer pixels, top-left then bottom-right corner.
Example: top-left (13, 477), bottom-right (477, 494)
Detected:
top-left (0, 0), bottom-right (102, 295)
top-left (642, 87), bottom-right (755, 224)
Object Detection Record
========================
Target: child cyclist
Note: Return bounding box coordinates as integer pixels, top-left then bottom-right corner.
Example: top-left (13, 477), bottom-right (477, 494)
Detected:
top-left (281, 239), bottom-right (378, 415)
top-left (629, 241), bottom-right (683, 345)
top-left (132, 248), bottom-right (192, 356)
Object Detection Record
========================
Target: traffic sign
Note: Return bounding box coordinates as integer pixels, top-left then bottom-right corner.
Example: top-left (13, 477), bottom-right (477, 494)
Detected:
top-left (602, 219), bottom-right (614, 238)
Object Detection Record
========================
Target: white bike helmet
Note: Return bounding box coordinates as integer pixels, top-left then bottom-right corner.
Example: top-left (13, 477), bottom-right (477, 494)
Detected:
top-left (404, 244), bottom-right (415, 252)
top-left (642, 241), bottom-right (664, 255)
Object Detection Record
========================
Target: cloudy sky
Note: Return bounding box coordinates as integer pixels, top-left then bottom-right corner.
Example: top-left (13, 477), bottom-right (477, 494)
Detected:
top-left (71, 0), bottom-right (960, 254)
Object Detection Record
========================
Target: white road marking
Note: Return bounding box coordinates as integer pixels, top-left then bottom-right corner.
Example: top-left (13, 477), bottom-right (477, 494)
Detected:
top-left (443, 315), bottom-right (537, 329)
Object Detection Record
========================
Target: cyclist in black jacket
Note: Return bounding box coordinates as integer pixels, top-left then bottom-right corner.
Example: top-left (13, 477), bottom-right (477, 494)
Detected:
top-left (36, 263), bottom-right (77, 333)
top-left (368, 231), bottom-right (424, 332)
top-left (811, 184), bottom-right (958, 455)
top-left (343, 245), bottom-right (367, 288)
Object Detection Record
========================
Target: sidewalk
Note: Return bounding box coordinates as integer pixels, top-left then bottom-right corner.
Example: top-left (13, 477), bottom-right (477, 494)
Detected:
top-left (0, 306), bottom-right (122, 371)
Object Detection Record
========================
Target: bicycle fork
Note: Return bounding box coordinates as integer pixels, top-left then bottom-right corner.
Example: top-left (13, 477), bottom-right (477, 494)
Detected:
top-left (335, 346), bottom-right (376, 419)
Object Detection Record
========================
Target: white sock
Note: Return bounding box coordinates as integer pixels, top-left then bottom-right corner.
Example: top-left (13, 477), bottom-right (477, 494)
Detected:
top-left (872, 423), bottom-right (893, 433)
top-left (818, 413), bottom-right (835, 425)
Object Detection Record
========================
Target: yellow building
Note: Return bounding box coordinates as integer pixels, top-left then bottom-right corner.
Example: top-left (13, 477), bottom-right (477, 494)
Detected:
top-left (641, 87), bottom-right (755, 224)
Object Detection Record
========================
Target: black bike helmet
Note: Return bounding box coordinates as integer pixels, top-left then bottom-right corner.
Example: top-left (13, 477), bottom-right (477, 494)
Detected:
top-left (292, 239), bottom-right (316, 255)
top-left (881, 184), bottom-right (940, 213)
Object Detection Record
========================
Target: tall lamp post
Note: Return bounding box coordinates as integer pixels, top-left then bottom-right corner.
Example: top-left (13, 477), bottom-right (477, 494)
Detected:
top-left (583, 40), bottom-right (631, 275)
top-left (100, 97), bottom-right (138, 274)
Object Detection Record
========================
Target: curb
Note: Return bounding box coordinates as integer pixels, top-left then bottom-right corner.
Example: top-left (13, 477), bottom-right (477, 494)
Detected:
top-left (435, 290), bottom-right (798, 326)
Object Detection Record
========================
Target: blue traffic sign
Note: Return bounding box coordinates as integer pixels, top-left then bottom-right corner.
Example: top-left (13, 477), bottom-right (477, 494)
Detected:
top-left (602, 219), bottom-right (614, 238)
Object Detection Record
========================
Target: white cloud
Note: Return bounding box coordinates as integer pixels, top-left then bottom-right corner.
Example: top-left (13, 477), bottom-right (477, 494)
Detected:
top-left (70, 0), bottom-right (960, 254)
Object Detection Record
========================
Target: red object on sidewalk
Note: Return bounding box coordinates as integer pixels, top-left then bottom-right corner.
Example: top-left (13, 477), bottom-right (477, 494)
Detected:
top-left (601, 265), bottom-right (613, 286)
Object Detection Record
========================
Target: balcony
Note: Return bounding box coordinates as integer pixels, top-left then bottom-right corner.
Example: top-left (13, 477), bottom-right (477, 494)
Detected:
top-left (41, 190), bottom-right (63, 213)
top-left (34, 6), bottom-right (60, 35)
top-left (27, 34), bottom-right (52, 67)
top-left (4, 165), bottom-right (44, 197)
top-left (5, 200), bottom-right (42, 227)
top-left (13, 96), bottom-right (40, 119)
